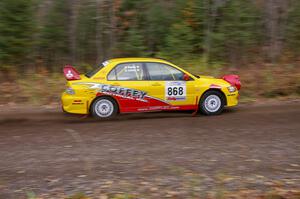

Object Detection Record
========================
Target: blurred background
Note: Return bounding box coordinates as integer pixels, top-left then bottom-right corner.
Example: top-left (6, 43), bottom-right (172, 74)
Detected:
top-left (0, 0), bottom-right (299, 105)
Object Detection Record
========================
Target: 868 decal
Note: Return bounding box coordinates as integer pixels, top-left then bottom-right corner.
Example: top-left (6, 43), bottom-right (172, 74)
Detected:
top-left (167, 87), bottom-right (184, 96)
top-left (165, 81), bottom-right (186, 101)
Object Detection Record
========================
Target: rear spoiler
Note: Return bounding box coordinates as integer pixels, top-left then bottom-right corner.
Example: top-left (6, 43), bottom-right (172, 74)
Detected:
top-left (222, 75), bottom-right (241, 90)
top-left (63, 65), bottom-right (81, 81)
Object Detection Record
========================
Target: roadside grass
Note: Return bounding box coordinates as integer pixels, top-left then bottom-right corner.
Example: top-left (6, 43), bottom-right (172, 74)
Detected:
top-left (0, 63), bottom-right (299, 106)
top-left (66, 192), bottom-right (90, 199)
top-left (0, 72), bottom-right (65, 105)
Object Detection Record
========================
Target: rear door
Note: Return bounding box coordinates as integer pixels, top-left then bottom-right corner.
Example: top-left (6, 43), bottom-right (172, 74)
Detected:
top-left (103, 62), bottom-right (150, 112)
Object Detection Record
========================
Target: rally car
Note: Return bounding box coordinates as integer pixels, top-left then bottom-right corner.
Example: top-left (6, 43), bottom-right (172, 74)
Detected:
top-left (62, 58), bottom-right (241, 118)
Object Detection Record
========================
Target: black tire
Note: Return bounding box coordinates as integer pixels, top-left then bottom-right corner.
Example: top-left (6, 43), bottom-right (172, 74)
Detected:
top-left (91, 97), bottom-right (118, 119)
top-left (199, 90), bottom-right (225, 116)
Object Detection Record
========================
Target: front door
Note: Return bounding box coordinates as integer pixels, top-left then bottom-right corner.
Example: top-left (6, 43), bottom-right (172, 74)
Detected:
top-left (143, 62), bottom-right (197, 110)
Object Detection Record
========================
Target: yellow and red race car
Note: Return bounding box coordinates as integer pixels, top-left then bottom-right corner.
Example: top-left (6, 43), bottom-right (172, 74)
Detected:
top-left (62, 58), bottom-right (241, 118)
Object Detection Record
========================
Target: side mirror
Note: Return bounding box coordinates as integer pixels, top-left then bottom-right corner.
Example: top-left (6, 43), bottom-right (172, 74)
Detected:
top-left (183, 74), bottom-right (190, 81)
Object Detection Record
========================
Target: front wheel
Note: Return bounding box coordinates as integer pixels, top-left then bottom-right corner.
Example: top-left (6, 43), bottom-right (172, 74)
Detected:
top-left (91, 97), bottom-right (118, 119)
top-left (199, 91), bottom-right (225, 115)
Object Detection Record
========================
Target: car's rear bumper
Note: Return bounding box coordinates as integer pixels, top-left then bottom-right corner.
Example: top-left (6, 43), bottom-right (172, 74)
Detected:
top-left (61, 92), bottom-right (89, 114)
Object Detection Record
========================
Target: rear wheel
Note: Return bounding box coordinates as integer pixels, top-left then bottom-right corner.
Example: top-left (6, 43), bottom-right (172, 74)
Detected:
top-left (200, 90), bottom-right (225, 115)
top-left (91, 97), bottom-right (118, 119)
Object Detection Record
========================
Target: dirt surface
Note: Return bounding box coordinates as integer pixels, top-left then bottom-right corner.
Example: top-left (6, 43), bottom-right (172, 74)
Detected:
top-left (0, 101), bottom-right (300, 198)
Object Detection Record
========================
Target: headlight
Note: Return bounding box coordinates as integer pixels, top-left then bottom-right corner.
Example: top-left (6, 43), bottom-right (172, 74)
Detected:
top-left (227, 86), bottom-right (237, 93)
top-left (65, 87), bottom-right (75, 95)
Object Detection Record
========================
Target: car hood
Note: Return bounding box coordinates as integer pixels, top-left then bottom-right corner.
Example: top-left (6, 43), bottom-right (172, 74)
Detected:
top-left (197, 75), bottom-right (215, 79)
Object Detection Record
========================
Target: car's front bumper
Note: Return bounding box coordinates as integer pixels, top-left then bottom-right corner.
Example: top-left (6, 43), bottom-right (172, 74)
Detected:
top-left (226, 92), bottom-right (239, 107)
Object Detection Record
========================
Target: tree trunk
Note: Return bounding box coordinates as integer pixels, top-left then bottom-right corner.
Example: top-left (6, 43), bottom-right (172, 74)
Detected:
top-left (69, 0), bottom-right (80, 64)
top-left (203, 0), bottom-right (226, 65)
top-left (96, 0), bottom-right (104, 63)
top-left (264, 0), bottom-right (290, 63)
top-left (108, 0), bottom-right (116, 59)
top-left (33, 0), bottom-right (53, 72)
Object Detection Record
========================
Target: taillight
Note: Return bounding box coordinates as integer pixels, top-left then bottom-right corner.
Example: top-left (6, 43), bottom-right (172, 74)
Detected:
top-left (65, 87), bottom-right (75, 95)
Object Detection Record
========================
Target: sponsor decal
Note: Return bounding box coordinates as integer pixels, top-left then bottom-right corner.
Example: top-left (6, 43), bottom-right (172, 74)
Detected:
top-left (72, 102), bottom-right (84, 105)
top-left (137, 105), bottom-right (181, 112)
top-left (102, 61), bottom-right (109, 66)
top-left (75, 83), bottom-right (147, 101)
top-left (227, 93), bottom-right (237, 97)
top-left (66, 70), bottom-right (74, 78)
top-left (165, 81), bottom-right (186, 101)
top-left (124, 64), bottom-right (140, 72)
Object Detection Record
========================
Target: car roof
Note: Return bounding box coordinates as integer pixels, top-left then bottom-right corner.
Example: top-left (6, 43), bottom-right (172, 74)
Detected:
top-left (107, 57), bottom-right (172, 65)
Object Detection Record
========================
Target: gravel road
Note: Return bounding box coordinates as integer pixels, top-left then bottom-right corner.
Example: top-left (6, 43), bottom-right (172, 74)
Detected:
top-left (0, 102), bottom-right (299, 198)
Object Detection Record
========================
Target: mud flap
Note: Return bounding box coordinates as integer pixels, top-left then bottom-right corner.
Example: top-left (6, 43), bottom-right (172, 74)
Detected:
top-left (192, 96), bottom-right (199, 116)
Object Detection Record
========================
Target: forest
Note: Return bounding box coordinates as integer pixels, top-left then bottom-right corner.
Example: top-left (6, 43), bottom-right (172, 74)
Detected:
top-left (0, 0), bottom-right (300, 104)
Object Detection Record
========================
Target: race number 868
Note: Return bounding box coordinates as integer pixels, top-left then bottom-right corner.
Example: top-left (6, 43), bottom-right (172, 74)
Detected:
top-left (167, 87), bottom-right (184, 96)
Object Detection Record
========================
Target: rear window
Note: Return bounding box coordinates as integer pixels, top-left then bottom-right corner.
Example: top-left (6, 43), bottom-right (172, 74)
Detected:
top-left (85, 61), bottom-right (109, 78)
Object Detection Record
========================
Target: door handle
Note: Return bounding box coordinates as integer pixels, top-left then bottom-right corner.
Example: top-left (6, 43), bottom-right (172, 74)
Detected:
top-left (151, 82), bottom-right (162, 86)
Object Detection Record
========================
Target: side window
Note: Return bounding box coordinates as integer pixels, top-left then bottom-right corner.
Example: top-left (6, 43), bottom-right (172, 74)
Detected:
top-left (107, 63), bottom-right (145, 81)
top-left (145, 63), bottom-right (184, 81)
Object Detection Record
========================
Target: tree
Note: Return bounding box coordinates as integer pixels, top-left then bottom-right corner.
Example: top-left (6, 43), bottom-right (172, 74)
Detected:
top-left (286, 0), bottom-right (300, 57)
top-left (264, 0), bottom-right (290, 63)
top-left (76, 0), bottom-right (97, 64)
top-left (69, 0), bottom-right (80, 64)
top-left (2, 0), bottom-right (300, 71)
top-left (210, 0), bottom-right (261, 66)
top-left (116, 25), bottom-right (146, 57)
top-left (160, 0), bottom-right (198, 59)
top-left (40, 0), bottom-right (70, 71)
top-left (0, 0), bottom-right (34, 67)
top-left (144, 1), bottom-right (176, 55)
top-left (163, 22), bottom-right (195, 59)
